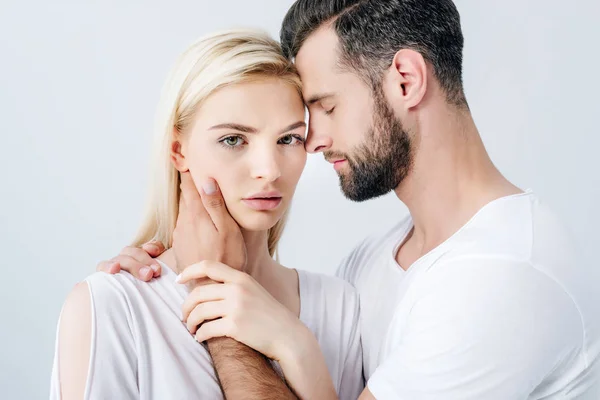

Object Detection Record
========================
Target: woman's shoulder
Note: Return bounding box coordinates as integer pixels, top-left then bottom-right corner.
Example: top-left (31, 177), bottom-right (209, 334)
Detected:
top-left (297, 269), bottom-right (360, 322)
top-left (60, 271), bottom-right (142, 336)
top-left (295, 269), bottom-right (364, 396)
top-left (297, 269), bottom-right (357, 298)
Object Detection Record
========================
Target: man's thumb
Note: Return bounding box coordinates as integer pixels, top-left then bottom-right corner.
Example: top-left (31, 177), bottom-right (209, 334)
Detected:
top-left (201, 178), bottom-right (224, 209)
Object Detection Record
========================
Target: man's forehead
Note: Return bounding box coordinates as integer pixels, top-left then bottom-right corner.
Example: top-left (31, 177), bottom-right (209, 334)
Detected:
top-left (295, 26), bottom-right (340, 103)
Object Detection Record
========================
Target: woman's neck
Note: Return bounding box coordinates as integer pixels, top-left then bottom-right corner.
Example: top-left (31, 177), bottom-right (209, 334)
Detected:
top-left (240, 228), bottom-right (278, 281)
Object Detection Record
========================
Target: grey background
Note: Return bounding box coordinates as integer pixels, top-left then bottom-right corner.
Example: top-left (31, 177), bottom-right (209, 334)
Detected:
top-left (0, 0), bottom-right (598, 397)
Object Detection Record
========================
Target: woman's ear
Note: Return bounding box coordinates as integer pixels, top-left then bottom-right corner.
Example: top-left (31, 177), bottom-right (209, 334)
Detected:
top-left (170, 127), bottom-right (188, 172)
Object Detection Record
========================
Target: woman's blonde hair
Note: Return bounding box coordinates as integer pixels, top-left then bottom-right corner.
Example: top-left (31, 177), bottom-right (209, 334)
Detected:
top-left (132, 29), bottom-right (302, 258)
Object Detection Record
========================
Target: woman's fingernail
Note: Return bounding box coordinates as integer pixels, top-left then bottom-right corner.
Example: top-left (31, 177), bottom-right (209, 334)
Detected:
top-left (202, 180), bottom-right (216, 195)
top-left (151, 264), bottom-right (160, 273)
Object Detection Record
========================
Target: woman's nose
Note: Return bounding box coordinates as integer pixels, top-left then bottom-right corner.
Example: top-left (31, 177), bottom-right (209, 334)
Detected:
top-left (250, 152), bottom-right (281, 182)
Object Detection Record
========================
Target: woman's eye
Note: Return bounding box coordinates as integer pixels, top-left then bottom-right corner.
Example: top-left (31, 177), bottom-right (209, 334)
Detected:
top-left (278, 134), bottom-right (304, 145)
top-left (221, 136), bottom-right (244, 147)
top-left (324, 106), bottom-right (335, 115)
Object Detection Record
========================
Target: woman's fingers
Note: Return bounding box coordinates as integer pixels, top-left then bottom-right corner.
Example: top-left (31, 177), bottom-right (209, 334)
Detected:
top-left (186, 300), bottom-right (228, 334)
top-left (176, 260), bottom-right (245, 285)
top-left (181, 283), bottom-right (229, 322)
top-left (194, 318), bottom-right (233, 343)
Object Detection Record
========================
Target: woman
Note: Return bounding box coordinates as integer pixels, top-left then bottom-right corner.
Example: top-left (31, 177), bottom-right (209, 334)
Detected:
top-left (50, 29), bottom-right (363, 399)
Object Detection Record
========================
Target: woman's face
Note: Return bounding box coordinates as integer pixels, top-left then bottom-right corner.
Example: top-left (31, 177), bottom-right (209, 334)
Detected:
top-left (174, 78), bottom-right (307, 232)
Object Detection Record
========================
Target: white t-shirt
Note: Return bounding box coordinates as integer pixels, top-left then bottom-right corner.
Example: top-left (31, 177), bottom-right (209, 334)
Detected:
top-left (337, 191), bottom-right (600, 399)
top-left (50, 263), bottom-right (364, 399)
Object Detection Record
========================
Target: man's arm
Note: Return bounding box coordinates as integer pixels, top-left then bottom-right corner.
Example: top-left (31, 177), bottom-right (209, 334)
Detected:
top-left (207, 337), bottom-right (298, 399)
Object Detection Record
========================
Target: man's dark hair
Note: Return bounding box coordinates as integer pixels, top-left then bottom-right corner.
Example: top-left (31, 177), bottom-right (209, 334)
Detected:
top-left (280, 0), bottom-right (467, 107)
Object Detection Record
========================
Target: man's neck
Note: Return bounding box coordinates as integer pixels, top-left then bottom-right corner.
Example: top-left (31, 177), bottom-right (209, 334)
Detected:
top-left (395, 104), bottom-right (521, 263)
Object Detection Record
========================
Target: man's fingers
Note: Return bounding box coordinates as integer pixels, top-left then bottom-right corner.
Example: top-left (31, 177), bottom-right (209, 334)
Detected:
top-left (199, 178), bottom-right (233, 231)
top-left (110, 255), bottom-right (154, 281)
top-left (141, 241), bottom-right (166, 258)
top-left (96, 260), bottom-right (121, 274)
top-left (140, 241), bottom-right (165, 277)
top-left (120, 246), bottom-right (160, 273)
top-left (180, 172), bottom-right (207, 214)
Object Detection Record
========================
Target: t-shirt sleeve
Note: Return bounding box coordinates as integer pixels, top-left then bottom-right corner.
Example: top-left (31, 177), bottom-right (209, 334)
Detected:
top-left (337, 284), bottom-right (365, 400)
top-left (367, 257), bottom-right (583, 400)
top-left (50, 273), bottom-right (139, 399)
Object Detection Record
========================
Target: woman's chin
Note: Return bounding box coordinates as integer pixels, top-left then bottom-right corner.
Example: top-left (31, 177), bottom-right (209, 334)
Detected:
top-left (232, 210), bottom-right (283, 232)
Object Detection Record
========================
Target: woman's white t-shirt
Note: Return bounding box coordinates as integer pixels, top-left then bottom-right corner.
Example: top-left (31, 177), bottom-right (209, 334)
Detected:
top-left (50, 262), bottom-right (364, 399)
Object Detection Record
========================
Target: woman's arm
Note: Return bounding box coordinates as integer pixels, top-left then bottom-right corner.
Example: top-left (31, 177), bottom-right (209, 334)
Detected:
top-left (178, 261), bottom-right (337, 400)
top-left (180, 261), bottom-right (338, 400)
top-left (56, 282), bottom-right (92, 400)
top-left (277, 326), bottom-right (339, 399)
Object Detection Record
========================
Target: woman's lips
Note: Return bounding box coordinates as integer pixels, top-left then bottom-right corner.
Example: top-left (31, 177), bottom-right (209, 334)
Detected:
top-left (241, 197), bottom-right (283, 211)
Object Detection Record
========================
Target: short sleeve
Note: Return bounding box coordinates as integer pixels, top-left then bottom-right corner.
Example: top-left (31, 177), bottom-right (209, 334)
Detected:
top-left (367, 258), bottom-right (583, 400)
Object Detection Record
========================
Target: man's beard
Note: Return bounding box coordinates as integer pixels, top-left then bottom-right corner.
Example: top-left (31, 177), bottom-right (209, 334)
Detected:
top-left (326, 88), bottom-right (414, 202)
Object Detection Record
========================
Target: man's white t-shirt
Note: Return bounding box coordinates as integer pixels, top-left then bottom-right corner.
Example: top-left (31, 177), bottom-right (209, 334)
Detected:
top-left (337, 191), bottom-right (600, 399)
top-left (50, 263), bottom-right (364, 399)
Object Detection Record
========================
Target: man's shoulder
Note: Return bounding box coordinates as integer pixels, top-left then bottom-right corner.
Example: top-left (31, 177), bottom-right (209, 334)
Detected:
top-left (441, 191), bottom-right (573, 264)
top-left (335, 216), bottom-right (412, 283)
top-left (416, 256), bottom-right (583, 337)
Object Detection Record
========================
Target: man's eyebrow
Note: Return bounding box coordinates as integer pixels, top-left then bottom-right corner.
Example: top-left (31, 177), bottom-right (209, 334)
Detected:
top-left (305, 93), bottom-right (335, 106)
top-left (208, 123), bottom-right (258, 133)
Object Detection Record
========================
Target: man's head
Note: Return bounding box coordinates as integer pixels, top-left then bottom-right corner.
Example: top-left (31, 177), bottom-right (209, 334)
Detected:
top-left (281, 0), bottom-right (466, 201)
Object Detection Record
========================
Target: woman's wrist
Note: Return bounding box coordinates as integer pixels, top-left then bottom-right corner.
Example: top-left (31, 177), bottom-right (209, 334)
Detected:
top-left (277, 322), bottom-right (319, 367)
top-left (277, 323), bottom-right (337, 399)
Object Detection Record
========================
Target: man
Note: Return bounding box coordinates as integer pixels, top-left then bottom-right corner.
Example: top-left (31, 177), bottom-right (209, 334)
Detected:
top-left (99, 1), bottom-right (600, 398)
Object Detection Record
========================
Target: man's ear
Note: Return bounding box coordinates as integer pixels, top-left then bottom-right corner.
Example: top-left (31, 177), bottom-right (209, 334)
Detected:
top-left (386, 48), bottom-right (428, 110)
top-left (170, 128), bottom-right (188, 172)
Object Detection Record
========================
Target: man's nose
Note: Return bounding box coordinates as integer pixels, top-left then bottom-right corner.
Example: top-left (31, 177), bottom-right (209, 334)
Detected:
top-left (305, 121), bottom-right (333, 154)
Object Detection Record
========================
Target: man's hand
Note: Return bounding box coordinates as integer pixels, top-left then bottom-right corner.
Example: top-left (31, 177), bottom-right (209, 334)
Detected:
top-left (173, 171), bottom-right (246, 273)
top-left (96, 171), bottom-right (246, 280)
top-left (96, 241), bottom-right (166, 281)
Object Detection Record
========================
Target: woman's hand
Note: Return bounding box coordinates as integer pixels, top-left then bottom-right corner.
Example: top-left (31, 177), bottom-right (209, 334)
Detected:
top-left (179, 260), bottom-right (338, 399)
top-left (179, 260), bottom-right (309, 361)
